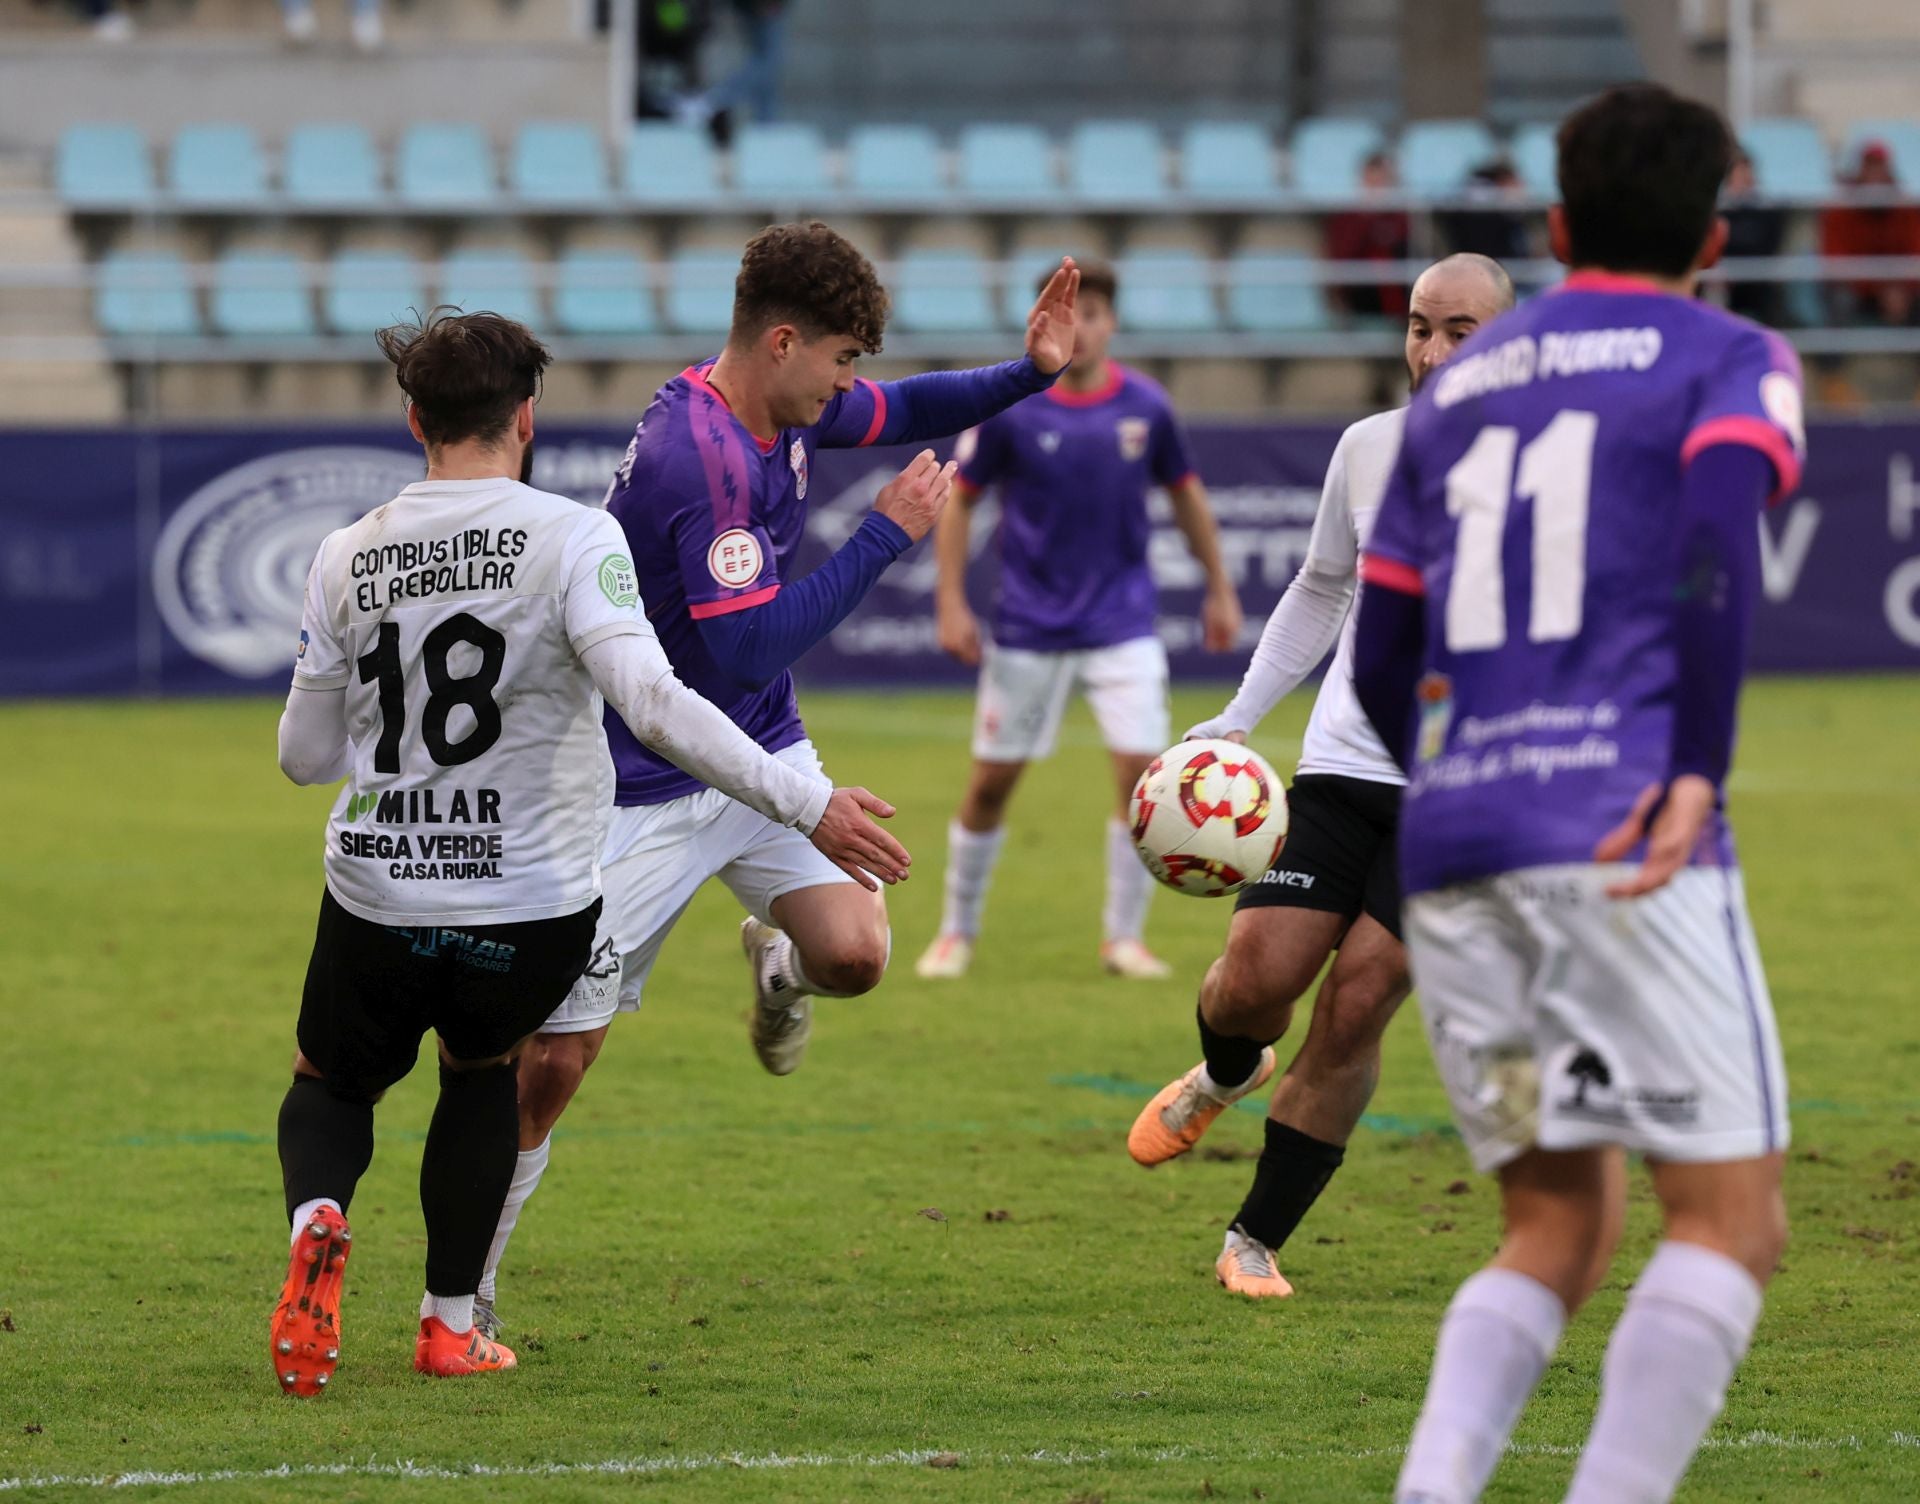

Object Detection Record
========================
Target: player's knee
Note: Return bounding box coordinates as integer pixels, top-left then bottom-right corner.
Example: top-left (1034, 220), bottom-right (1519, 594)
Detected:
top-left (807, 936), bottom-right (887, 996)
top-left (516, 1033), bottom-right (595, 1135)
top-left (1205, 951), bottom-right (1295, 1037)
top-left (1316, 968), bottom-right (1409, 1063)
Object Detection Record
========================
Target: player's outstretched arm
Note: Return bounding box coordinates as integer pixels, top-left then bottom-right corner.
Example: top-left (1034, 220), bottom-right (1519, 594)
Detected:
top-left (1165, 476), bottom-right (1244, 653)
top-left (277, 683), bottom-right (351, 786)
top-left (1188, 561), bottom-right (1352, 742)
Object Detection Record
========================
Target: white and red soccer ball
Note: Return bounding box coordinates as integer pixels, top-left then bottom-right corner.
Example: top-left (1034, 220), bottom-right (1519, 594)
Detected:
top-left (1129, 739), bottom-right (1289, 898)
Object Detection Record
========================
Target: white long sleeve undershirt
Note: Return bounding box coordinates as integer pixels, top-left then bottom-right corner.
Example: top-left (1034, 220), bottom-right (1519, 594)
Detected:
top-left (1189, 560), bottom-right (1356, 741)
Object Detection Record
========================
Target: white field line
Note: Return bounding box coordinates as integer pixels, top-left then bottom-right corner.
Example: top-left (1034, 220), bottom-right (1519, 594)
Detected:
top-left (1, 1432), bottom-right (1910, 1493)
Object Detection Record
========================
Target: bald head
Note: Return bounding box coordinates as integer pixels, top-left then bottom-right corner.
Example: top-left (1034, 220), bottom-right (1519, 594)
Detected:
top-left (1406, 254), bottom-right (1515, 391)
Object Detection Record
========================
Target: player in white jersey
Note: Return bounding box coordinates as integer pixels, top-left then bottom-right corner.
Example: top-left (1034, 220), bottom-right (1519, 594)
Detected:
top-left (1126, 257), bottom-right (1516, 1299)
top-left (268, 311), bottom-right (905, 1396)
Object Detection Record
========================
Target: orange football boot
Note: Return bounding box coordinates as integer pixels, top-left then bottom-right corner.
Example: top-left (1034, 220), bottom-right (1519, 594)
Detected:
top-left (1126, 1049), bottom-right (1276, 1166)
top-left (1216, 1228), bottom-right (1295, 1299)
top-left (270, 1205), bottom-right (351, 1396)
top-left (414, 1316), bottom-right (518, 1377)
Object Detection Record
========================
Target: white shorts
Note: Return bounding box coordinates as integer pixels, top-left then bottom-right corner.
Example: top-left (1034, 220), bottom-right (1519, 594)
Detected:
top-left (542, 740), bottom-right (851, 1035)
top-left (1404, 863), bottom-right (1789, 1174)
top-left (972, 636), bottom-right (1171, 763)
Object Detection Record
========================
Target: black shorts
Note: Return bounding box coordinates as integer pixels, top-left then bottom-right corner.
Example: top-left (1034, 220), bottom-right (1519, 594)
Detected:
top-left (1234, 774), bottom-right (1403, 940)
top-left (297, 888), bottom-right (600, 1100)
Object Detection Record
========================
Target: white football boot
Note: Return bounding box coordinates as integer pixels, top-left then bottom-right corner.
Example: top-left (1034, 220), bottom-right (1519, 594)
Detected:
top-left (913, 933), bottom-right (973, 979)
top-left (1100, 937), bottom-right (1172, 979)
top-left (742, 918), bottom-right (812, 1076)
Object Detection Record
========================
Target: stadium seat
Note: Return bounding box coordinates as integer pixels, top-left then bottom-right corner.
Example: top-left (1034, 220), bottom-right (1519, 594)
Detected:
top-left (1181, 122), bottom-right (1280, 200)
top-left (1225, 252), bottom-right (1330, 333)
top-left (397, 124), bottom-right (498, 206)
top-left (891, 250), bottom-right (998, 334)
top-left (325, 251), bottom-right (426, 336)
top-left (1742, 118), bottom-right (1832, 197)
top-left (665, 250), bottom-right (740, 334)
top-left (625, 122), bottom-right (723, 202)
top-left (210, 252), bottom-right (315, 338)
top-left (511, 123), bottom-right (609, 204)
top-left (1398, 119), bottom-right (1498, 196)
top-left (56, 124), bottom-right (154, 206)
top-left (284, 124), bottom-right (385, 205)
top-left (1069, 120), bottom-right (1169, 202)
top-left (1115, 250), bottom-right (1219, 332)
top-left (170, 124), bottom-right (269, 205)
top-left (96, 252), bottom-right (199, 337)
top-left (439, 249), bottom-right (543, 328)
top-left (1288, 117), bottom-right (1385, 199)
top-left (847, 124), bottom-right (944, 199)
top-left (1511, 122), bottom-right (1558, 199)
top-left (957, 123), bottom-right (1055, 200)
top-left (554, 249), bottom-right (657, 336)
top-left (734, 123), bottom-right (833, 198)
top-left (1841, 119), bottom-right (1920, 189)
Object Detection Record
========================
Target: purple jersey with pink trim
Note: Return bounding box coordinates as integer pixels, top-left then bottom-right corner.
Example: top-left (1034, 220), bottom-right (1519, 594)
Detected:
top-left (1360, 274), bottom-right (1806, 894)
top-left (602, 360), bottom-right (896, 806)
top-left (957, 366), bottom-right (1196, 652)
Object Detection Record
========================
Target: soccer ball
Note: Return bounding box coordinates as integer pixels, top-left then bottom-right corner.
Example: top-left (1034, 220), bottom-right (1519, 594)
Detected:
top-left (1129, 739), bottom-right (1288, 898)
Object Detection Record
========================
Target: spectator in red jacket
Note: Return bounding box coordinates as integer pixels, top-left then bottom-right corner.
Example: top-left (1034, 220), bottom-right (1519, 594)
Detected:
top-left (1326, 152), bottom-right (1410, 318)
top-left (1820, 140), bottom-right (1920, 326)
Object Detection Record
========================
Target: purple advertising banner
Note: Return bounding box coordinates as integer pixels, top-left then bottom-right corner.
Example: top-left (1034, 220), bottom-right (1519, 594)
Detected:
top-left (2, 419), bottom-right (1917, 699)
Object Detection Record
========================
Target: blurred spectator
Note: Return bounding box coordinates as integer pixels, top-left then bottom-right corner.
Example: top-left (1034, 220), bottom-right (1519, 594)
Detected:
top-left (1820, 140), bottom-right (1920, 326)
top-left (1325, 151), bottom-right (1410, 318)
top-left (1720, 149), bottom-right (1787, 326)
top-left (1438, 160), bottom-right (1530, 264)
top-left (701, 0), bottom-right (790, 126)
top-left (283, 0), bottom-right (382, 50)
top-left (73, 0), bottom-right (134, 40)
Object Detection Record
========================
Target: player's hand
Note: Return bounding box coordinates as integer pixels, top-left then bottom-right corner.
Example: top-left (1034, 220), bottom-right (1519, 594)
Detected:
top-left (1201, 584), bottom-right (1243, 653)
top-left (1593, 774), bottom-right (1717, 898)
top-left (873, 450), bottom-right (959, 543)
top-left (1024, 258), bottom-right (1080, 376)
top-left (936, 599), bottom-right (982, 666)
top-left (808, 787), bottom-right (911, 892)
top-left (1183, 719), bottom-right (1247, 745)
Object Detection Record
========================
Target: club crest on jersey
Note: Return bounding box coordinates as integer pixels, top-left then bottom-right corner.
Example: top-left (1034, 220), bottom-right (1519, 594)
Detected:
top-left (708, 528), bottom-right (764, 588)
top-left (1037, 431), bottom-right (1062, 454)
top-left (1416, 672), bottom-right (1454, 764)
top-left (789, 436), bottom-right (809, 500)
top-left (1117, 417), bottom-right (1150, 462)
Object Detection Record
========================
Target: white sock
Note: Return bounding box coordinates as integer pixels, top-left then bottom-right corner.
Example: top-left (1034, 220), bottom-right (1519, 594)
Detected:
top-left (420, 1291), bottom-right (474, 1333)
top-left (1563, 1241), bottom-right (1764, 1504)
top-left (1396, 1267), bottom-right (1567, 1504)
top-left (939, 821), bottom-right (1005, 940)
top-left (478, 1135), bottom-right (551, 1304)
top-left (1102, 816), bottom-right (1153, 944)
top-left (288, 1197), bottom-right (340, 1245)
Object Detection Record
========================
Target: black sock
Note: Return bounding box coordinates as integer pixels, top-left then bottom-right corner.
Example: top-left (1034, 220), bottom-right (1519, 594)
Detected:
top-left (1230, 1117), bottom-right (1347, 1253)
top-left (419, 1060), bottom-right (519, 1297)
top-left (278, 1074), bottom-right (375, 1224)
top-left (1196, 1003), bottom-right (1270, 1091)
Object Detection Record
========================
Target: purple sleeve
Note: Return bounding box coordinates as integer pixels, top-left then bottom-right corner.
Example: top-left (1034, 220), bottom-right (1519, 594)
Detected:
top-left (955, 417), bottom-right (1010, 491)
top-left (694, 514), bottom-right (913, 689)
top-left (1149, 399), bottom-right (1199, 487)
top-left (1351, 582), bottom-right (1426, 773)
top-left (1682, 325), bottom-right (1806, 505)
top-left (1668, 443), bottom-right (1771, 787)
top-left (812, 357), bottom-right (1058, 449)
top-left (653, 387), bottom-right (785, 620)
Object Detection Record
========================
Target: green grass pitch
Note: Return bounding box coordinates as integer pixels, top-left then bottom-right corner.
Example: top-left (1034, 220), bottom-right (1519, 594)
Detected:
top-left (1, 680), bottom-right (1917, 1502)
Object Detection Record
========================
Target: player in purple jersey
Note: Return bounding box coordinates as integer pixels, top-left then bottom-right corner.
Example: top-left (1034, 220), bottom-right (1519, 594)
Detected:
top-left (1350, 87), bottom-right (1803, 1504)
top-left (914, 260), bottom-right (1243, 982)
top-left (471, 223), bottom-right (1080, 1334)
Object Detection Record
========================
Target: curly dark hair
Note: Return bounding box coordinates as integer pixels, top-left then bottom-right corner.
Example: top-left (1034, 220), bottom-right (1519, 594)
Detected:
top-left (731, 221), bottom-right (890, 354)
top-left (376, 307), bottom-right (551, 448)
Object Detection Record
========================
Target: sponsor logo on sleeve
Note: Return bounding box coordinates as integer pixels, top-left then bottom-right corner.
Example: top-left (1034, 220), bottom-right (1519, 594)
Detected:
top-left (1761, 370), bottom-right (1806, 454)
top-left (1117, 416), bottom-right (1151, 462)
top-left (598, 553), bottom-right (639, 608)
top-left (708, 528), bottom-right (764, 589)
top-left (789, 436), bottom-right (809, 500)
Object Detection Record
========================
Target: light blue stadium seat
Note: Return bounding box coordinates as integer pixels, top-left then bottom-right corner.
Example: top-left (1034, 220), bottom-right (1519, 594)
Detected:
top-left (1511, 122), bottom-right (1558, 199)
top-left (512, 123), bottom-right (608, 204)
top-left (397, 124), bottom-right (497, 206)
top-left (734, 122), bottom-right (832, 197)
top-left (284, 124), bottom-right (384, 205)
top-left (665, 250), bottom-right (740, 334)
top-left (96, 252), bottom-right (199, 337)
top-left (1289, 117), bottom-right (1386, 199)
top-left (57, 124), bottom-right (154, 206)
top-left (210, 252), bottom-right (314, 337)
top-left (625, 122), bottom-right (723, 202)
top-left (847, 124), bottom-right (944, 199)
top-left (325, 251), bottom-right (426, 336)
top-left (892, 250), bottom-right (997, 334)
top-left (1399, 119), bottom-right (1498, 197)
top-left (440, 249), bottom-right (543, 328)
top-left (1841, 119), bottom-right (1920, 189)
top-left (1115, 250), bottom-right (1219, 332)
top-left (1069, 120), bottom-right (1168, 202)
top-left (1226, 253), bottom-right (1330, 333)
top-left (1743, 119), bottom-right (1832, 197)
top-left (957, 123), bottom-right (1054, 200)
top-left (170, 124), bottom-right (268, 204)
top-left (554, 249), bottom-right (657, 336)
top-left (1181, 122), bottom-right (1279, 199)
